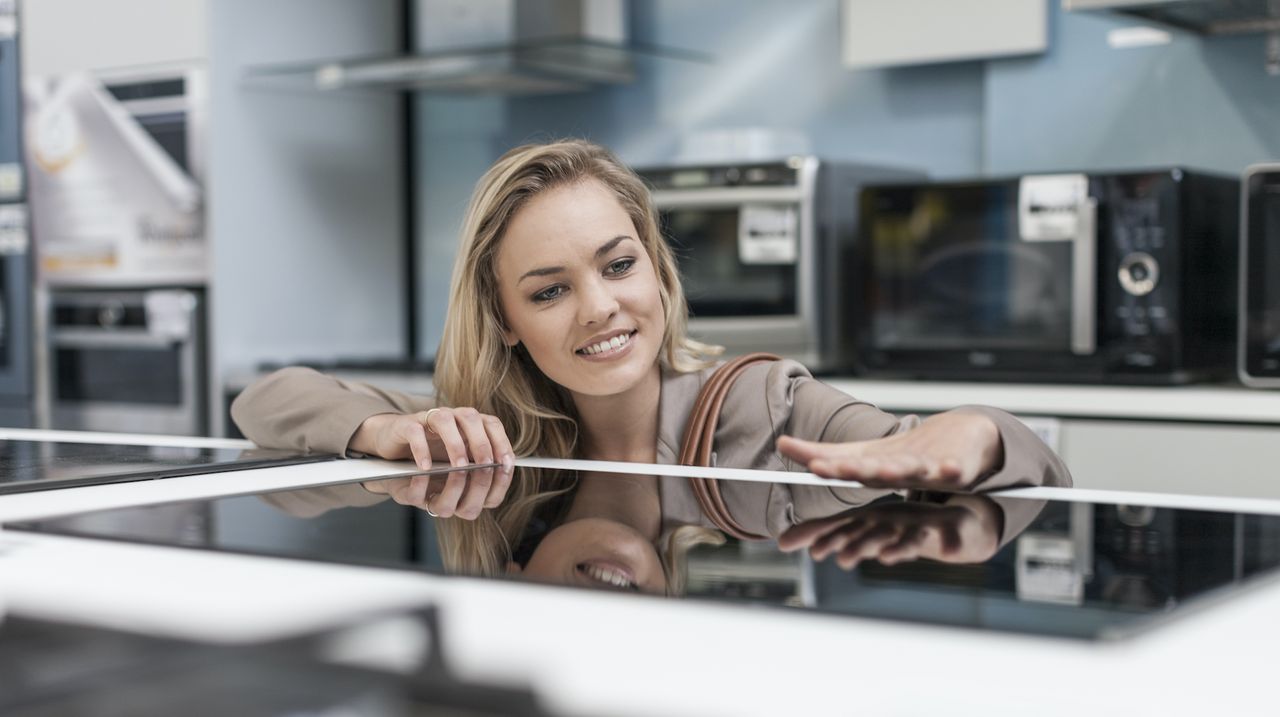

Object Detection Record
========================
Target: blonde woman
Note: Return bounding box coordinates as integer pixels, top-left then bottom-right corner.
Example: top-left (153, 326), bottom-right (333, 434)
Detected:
top-left (232, 139), bottom-right (1070, 594)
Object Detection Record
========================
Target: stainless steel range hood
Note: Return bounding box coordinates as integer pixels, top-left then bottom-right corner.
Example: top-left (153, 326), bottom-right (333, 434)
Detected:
top-left (1064, 0), bottom-right (1280, 35)
top-left (244, 0), bottom-right (706, 95)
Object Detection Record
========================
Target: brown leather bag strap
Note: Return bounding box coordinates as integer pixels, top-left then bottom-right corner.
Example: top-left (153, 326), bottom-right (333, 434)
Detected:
top-left (678, 352), bottom-right (780, 541)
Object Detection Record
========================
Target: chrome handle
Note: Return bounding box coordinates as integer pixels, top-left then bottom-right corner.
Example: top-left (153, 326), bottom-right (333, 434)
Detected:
top-left (1071, 198), bottom-right (1097, 356)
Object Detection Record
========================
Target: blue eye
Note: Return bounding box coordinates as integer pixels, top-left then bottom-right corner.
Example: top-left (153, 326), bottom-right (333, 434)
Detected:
top-left (532, 285), bottom-right (565, 303)
top-left (606, 258), bottom-right (635, 276)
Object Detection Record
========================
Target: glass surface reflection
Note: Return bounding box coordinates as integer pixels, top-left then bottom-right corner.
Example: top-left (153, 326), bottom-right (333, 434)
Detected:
top-left (18, 464), bottom-right (1280, 640)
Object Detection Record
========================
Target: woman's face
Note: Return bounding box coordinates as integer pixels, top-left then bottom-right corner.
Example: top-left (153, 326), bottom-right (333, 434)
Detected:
top-left (512, 517), bottom-right (668, 595)
top-left (494, 178), bottom-right (666, 399)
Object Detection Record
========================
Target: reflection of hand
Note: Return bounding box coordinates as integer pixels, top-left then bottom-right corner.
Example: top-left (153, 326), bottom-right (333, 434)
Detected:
top-left (361, 464), bottom-right (513, 520)
top-left (777, 495), bottom-right (1002, 570)
top-left (351, 407), bottom-right (515, 469)
top-left (776, 411), bottom-right (1002, 491)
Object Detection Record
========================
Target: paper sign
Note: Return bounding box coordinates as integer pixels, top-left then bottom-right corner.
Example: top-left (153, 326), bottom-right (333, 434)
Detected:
top-left (738, 204), bottom-right (798, 265)
top-left (1018, 173), bottom-right (1089, 242)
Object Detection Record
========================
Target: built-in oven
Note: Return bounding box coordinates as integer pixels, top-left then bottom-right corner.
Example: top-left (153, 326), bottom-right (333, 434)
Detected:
top-left (49, 288), bottom-right (207, 435)
top-left (638, 157), bottom-right (916, 372)
top-left (1241, 163), bottom-right (1280, 387)
top-left (855, 169), bottom-right (1239, 383)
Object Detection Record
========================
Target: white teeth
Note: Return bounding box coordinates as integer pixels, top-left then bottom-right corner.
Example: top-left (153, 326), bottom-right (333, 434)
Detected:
top-left (580, 332), bottom-right (631, 356)
top-left (582, 564), bottom-right (633, 588)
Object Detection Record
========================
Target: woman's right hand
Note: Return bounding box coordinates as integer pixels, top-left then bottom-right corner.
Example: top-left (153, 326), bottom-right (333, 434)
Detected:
top-left (350, 407), bottom-right (515, 469)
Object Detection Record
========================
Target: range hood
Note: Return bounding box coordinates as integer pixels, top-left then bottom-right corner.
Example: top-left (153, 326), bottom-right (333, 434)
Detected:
top-left (244, 0), bottom-right (707, 95)
top-left (1063, 0), bottom-right (1280, 35)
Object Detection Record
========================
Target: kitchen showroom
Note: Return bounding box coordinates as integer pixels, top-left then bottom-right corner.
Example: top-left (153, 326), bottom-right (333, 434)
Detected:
top-left (3, 1), bottom-right (1280, 715)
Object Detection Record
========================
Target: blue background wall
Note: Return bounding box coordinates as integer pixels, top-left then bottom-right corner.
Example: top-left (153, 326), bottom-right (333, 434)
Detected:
top-left (414, 0), bottom-right (1280, 358)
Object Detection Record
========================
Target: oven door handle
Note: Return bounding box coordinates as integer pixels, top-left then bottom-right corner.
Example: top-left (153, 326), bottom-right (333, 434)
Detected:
top-left (1071, 198), bottom-right (1098, 356)
top-left (51, 331), bottom-right (179, 350)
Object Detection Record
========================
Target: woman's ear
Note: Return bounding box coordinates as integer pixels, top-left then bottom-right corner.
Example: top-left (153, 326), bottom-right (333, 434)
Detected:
top-left (503, 327), bottom-right (519, 347)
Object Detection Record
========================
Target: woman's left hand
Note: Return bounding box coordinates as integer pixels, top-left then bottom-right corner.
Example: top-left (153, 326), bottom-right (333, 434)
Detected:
top-left (777, 495), bottom-right (1003, 569)
top-left (776, 411), bottom-right (1003, 491)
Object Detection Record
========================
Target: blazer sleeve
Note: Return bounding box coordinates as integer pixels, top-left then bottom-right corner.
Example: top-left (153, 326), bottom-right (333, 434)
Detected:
top-left (230, 366), bottom-right (436, 454)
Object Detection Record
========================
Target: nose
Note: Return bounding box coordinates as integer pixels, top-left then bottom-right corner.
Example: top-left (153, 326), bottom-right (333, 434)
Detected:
top-left (576, 276), bottom-right (620, 326)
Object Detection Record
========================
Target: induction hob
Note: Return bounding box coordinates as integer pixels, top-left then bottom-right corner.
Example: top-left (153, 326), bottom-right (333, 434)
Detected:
top-left (0, 439), bottom-right (339, 496)
top-left (13, 465), bottom-right (1280, 641)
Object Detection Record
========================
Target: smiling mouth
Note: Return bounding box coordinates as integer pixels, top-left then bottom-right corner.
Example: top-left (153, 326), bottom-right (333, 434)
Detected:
top-left (576, 330), bottom-right (637, 357)
top-left (576, 562), bottom-right (638, 590)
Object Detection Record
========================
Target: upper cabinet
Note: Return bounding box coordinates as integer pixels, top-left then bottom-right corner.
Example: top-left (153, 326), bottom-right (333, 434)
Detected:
top-left (841, 0), bottom-right (1048, 69)
top-left (20, 0), bottom-right (207, 76)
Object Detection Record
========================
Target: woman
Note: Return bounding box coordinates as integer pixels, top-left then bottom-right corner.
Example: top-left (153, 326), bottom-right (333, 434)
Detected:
top-left (232, 139), bottom-right (1070, 592)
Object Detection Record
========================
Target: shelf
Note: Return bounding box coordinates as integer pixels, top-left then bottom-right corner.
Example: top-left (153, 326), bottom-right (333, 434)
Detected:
top-left (1065, 0), bottom-right (1280, 36)
top-left (242, 39), bottom-right (709, 95)
top-left (826, 378), bottom-right (1280, 424)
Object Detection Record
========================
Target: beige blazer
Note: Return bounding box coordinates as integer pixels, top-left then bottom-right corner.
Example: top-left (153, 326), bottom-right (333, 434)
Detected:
top-left (231, 360), bottom-right (1070, 546)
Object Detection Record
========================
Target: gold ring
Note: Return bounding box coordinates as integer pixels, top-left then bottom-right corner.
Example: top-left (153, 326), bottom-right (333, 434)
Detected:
top-left (422, 408), bottom-right (441, 433)
top-left (424, 492), bottom-right (440, 518)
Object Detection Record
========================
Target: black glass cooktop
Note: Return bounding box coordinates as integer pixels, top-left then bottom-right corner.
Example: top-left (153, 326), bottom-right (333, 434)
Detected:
top-left (0, 439), bottom-right (338, 495)
top-left (14, 465), bottom-right (1280, 641)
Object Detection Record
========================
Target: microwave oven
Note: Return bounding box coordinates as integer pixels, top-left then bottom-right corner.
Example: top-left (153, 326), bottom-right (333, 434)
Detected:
top-left (854, 169), bottom-right (1239, 383)
top-left (639, 157), bottom-right (917, 373)
top-left (1241, 164), bottom-right (1280, 387)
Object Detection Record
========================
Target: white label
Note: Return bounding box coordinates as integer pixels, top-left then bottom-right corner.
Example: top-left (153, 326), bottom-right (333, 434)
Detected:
top-left (0, 163), bottom-right (22, 198)
top-left (1016, 532), bottom-right (1084, 605)
top-left (738, 204), bottom-right (798, 265)
top-left (1018, 174), bottom-right (1089, 242)
top-left (145, 290), bottom-right (196, 339)
top-left (0, 204), bottom-right (28, 255)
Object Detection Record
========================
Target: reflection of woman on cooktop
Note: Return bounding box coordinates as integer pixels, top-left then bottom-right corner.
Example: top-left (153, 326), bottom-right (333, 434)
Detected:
top-left (233, 139), bottom-right (1072, 594)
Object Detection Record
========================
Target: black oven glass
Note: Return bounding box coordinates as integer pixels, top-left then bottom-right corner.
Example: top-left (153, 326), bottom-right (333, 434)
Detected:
top-left (133, 111), bottom-right (189, 174)
top-left (863, 184), bottom-right (1075, 352)
top-left (660, 209), bottom-right (797, 317)
top-left (56, 346), bottom-right (182, 405)
top-left (1246, 173), bottom-right (1280, 376)
top-left (16, 466), bottom-right (1280, 642)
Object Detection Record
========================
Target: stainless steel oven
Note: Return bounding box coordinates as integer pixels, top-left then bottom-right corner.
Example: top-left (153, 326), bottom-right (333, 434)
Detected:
top-left (639, 157), bottom-right (916, 372)
top-left (49, 288), bottom-right (207, 435)
top-left (856, 169), bottom-right (1239, 383)
top-left (1241, 163), bottom-right (1280, 387)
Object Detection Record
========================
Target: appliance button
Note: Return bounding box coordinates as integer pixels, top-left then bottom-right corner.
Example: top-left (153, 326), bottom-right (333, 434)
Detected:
top-left (1118, 252), bottom-right (1159, 296)
top-left (724, 167), bottom-right (742, 185)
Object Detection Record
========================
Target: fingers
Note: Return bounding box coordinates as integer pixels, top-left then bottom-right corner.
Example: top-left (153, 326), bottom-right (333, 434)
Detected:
top-left (399, 418), bottom-right (435, 470)
top-left (484, 462), bottom-right (514, 509)
top-left (453, 408), bottom-right (494, 465)
top-left (778, 512), bottom-right (854, 552)
top-left (425, 410), bottom-right (471, 467)
top-left (452, 467), bottom-right (494, 520)
top-left (484, 415), bottom-right (516, 469)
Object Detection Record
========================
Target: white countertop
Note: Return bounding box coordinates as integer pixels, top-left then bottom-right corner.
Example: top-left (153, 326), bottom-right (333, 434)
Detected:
top-left (5, 428), bottom-right (1280, 715)
top-left (3, 529), bottom-right (1277, 716)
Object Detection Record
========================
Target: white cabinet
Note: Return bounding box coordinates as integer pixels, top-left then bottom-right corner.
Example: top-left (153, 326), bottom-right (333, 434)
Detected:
top-left (842, 0), bottom-right (1048, 69)
top-left (20, 0), bottom-right (207, 76)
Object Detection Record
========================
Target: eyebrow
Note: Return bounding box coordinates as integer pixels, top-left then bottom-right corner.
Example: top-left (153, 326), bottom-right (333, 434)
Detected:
top-left (517, 235), bottom-right (633, 284)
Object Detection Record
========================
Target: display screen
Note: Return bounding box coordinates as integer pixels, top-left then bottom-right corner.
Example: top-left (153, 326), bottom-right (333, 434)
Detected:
top-left (18, 464), bottom-right (1280, 642)
top-left (861, 183), bottom-right (1075, 352)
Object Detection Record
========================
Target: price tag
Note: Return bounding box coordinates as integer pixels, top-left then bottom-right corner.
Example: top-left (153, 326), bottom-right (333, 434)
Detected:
top-left (738, 204), bottom-right (798, 265)
top-left (1018, 173), bottom-right (1089, 242)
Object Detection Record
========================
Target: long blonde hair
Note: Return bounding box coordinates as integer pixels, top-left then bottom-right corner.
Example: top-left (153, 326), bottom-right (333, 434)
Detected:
top-left (433, 139), bottom-right (721, 576)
